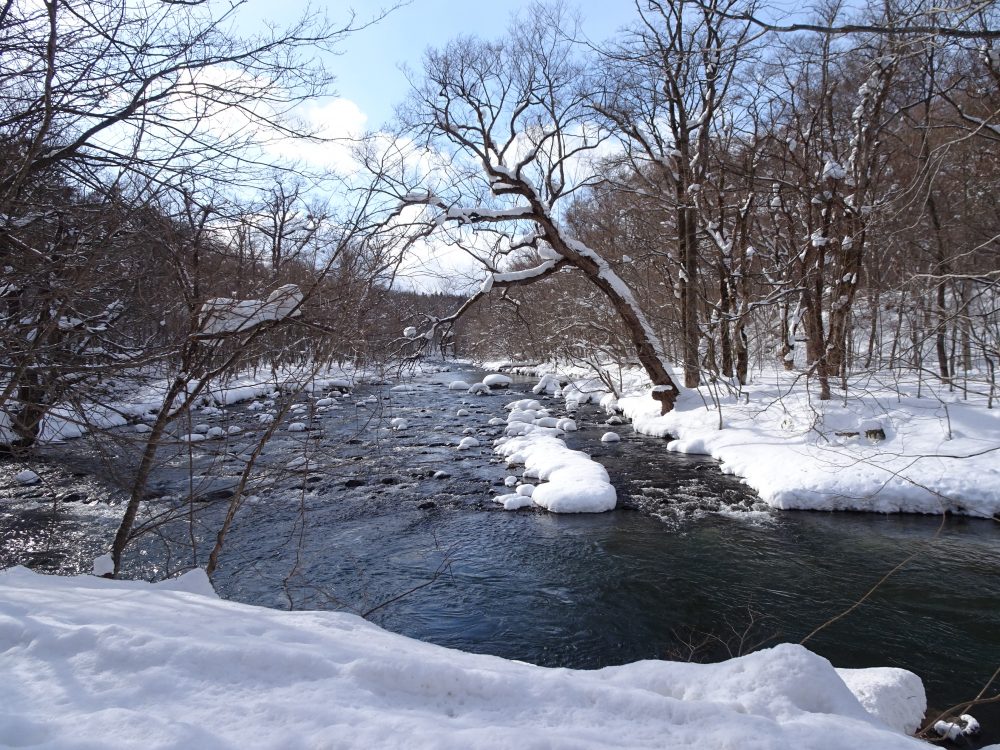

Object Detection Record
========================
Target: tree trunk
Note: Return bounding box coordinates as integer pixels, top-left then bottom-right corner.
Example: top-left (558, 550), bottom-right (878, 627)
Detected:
top-left (538, 215), bottom-right (683, 413)
top-left (679, 202), bottom-right (701, 388)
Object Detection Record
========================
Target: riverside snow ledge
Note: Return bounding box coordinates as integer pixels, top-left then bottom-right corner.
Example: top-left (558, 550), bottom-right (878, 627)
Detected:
top-left (0, 566), bottom-right (929, 750)
top-left (617, 370), bottom-right (1000, 517)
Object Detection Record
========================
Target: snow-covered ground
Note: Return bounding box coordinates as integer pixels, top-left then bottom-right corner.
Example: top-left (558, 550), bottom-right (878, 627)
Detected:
top-left (0, 566), bottom-right (934, 749)
top-left (488, 361), bottom-right (1000, 518)
top-left (0, 362), bottom-right (392, 445)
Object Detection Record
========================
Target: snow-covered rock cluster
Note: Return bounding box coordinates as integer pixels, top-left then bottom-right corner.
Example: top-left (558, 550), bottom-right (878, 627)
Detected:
top-left (492, 397), bottom-right (613, 513)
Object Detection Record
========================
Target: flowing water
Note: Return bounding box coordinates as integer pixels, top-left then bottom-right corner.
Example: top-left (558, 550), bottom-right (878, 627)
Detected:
top-left (2, 365), bottom-right (999, 744)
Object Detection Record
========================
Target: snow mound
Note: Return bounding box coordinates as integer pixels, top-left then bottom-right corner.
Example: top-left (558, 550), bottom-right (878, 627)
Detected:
top-left (836, 667), bottom-right (926, 735)
top-left (467, 383), bottom-right (491, 395)
top-left (601, 431), bottom-right (621, 443)
top-left (0, 567), bottom-right (927, 750)
top-left (447, 380), bottom-right (471, 390)
top-left (457, 437), bottom-right (480, 450)
top-left (483, 373), bottom-right (512, 387)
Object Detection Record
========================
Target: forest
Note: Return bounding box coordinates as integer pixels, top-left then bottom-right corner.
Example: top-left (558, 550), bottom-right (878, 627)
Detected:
top-left (1, 0), bottom-right (999, 747)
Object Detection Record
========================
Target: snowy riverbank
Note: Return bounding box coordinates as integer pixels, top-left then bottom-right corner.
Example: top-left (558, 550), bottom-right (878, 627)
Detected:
top-left (491, 362), bottom-right (1000, 518)
top-left (0, 566), bottom-right (933, 749)
top-left (0, 362), bottom-right (409, 445)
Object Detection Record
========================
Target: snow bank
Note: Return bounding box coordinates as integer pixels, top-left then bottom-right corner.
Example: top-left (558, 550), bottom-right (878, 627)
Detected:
top-left (0, 567), bottom-right (927, 750)
top-left (619, 370), bottom-right (1000, 517)
top-left (488, 361), bottom-right (1000, 517)
top-left (0, 365), bottom-right (359, 445)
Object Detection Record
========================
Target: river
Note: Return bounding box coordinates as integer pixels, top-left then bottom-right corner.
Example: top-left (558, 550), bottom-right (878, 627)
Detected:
top-left (2, 364), bottom-right (998, 745)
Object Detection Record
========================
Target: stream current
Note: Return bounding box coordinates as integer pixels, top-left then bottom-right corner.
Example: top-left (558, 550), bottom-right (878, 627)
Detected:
top-left (2, 364), bottom-right (999, 744)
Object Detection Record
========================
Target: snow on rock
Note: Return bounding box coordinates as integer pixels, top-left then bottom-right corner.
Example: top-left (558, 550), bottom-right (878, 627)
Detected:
top-left (91, 554), bottom-right (114, 577)
top-left (457, 437), bottom-right (480, 450)
top-left (601, 431), bottom-right (622, 443)
top-left (391, 384), bottom-right (417, 393)
top-left (456, 409), bottom-right (470, 417)
top-left (205, 426), bottom-right (226, 439)
top-left (600, 393), bottom-right (620, 414)
top-left (0, 567), bottom-right (928, 750)
top-left (507, 409), bottom-right (537, 425)
top-left (181, 433), bottom-right (206, 443)
top-left (516, 484), bottom-right (534, 497)
top-left (494, 493), bottom-right (534, 510)
top-left (506, 398), bottom-right (542, 412)
top-left (483, 373), bottom-right (512, 388)
top-left (467, 383), bottom-right (491, 395)
top-left (403, 326), bottom-right (418, 338)
top-left (390, 418), bottom-right (409, 431)
top-left (133, 423), bottom-right (152, 434)
top-left (14, 469), bottom-right (41, 486)
top-left (287, 422), bottom-right (307, 432)
top-left (533, 373), bottom-right (563, 396)
top-left (557, 418), bottom-right (578, 432)
top-left (448, 380), bottom-right (471, 390)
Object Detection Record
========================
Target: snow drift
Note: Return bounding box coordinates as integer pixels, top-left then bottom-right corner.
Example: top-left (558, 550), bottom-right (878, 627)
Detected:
top-left (0, 567), bottom-right (928, 749)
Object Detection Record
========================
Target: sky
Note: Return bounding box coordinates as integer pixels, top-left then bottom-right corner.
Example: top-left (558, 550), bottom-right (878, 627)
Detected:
top-left (248, 0), bottom-right (637, 132)
top-left (235, 1), bottom-right (642, 290)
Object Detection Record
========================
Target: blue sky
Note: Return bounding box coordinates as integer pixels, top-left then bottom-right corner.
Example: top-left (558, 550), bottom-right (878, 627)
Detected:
top-left (250, 1), bottom-right (638, 130)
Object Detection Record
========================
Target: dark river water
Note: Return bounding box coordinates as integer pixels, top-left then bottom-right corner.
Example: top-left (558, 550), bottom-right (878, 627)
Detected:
top-left (2, 364), bottom-right (999, 744)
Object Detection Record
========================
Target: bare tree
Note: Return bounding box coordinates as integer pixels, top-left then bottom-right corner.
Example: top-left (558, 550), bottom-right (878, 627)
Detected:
top-left (0, 0), bottom-right (369, 448)
top-left (387, 4), bottom-right (683, 411)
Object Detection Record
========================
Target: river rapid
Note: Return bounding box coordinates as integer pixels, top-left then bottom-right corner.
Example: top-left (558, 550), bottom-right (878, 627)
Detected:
top-left (2, 364), bottom-right (998, 745)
